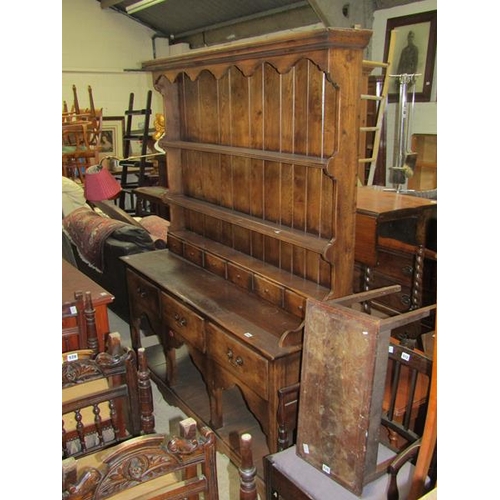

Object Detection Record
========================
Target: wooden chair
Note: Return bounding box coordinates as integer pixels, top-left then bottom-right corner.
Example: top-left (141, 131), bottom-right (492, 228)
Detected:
top-left (62, 111), bottom-right (103, 182)
top-left (265, 287), bottom-right (437, 499)
top-left (384, 339), bottom-right (437, 499)
top-left (274, 338), bottom-right (433, 453)
top-left (62, 290), bottom-right (99, 355)
top-left (114, 91), bottom-right (155, 213)
top-left (382, 339), bottom-right (433, 450)
top-left (63, 85), bottom-right (103, 182)
top-left (63, 84), bottom-right (99, 122)
top-left (62, 417), bottom-right (219, 499)
top-left (62, 332), bottom-right (155, 459)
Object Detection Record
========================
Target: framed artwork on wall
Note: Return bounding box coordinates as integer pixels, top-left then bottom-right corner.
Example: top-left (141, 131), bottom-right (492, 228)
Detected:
top-left (384, 10), bottom-right (437, 102)
top-left (99, 116), bottom-right (124, 161)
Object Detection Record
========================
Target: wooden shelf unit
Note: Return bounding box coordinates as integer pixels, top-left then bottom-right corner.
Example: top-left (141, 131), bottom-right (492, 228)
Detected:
top-left (145, 27), bottom-right (372, 299)
top-left (126, 27), bottom-right (372, 478)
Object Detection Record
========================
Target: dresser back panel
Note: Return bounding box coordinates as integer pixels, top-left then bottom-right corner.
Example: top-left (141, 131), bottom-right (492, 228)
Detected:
top-left (175, 61), bottom-right (341, 287)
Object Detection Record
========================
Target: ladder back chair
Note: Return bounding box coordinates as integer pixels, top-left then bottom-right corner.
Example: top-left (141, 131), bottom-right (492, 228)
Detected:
top-left (62, 332), bottom-right (155, 459)
top-left (114, 91), bottom-right (155, 213)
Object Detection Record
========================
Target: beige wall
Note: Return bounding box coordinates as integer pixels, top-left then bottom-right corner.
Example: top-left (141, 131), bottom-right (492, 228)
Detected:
top-left (62, 0), bottom-right (169, 117)
top-left (62, 0), bottom-right (437, 186)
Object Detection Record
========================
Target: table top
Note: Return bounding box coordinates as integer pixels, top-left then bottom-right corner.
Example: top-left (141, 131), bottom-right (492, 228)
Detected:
top-left (356, 186), bottom-right (436, 218)
top-left (62, 259), bottom-right (114, 306)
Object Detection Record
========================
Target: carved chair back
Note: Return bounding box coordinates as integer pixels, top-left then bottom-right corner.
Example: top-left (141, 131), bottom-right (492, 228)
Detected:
top-left (62, 418), bottom-right (219, 500)
top-left (62, 332), bottom-right (154, 459)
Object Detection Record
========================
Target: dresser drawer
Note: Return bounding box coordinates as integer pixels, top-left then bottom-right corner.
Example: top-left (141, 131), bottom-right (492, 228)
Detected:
top-left (161, 292), bottom-right (206, 352)
top-left (284, 289), bottom-right (306, 318)
top-left (227, 263), bottom-right (252, 291)
top-left (127, 270), bottom-right (160, 318)
top-left (204, 252), bottom-right (227, 278)
top-left (184, 242), bottom-right (204, 267)
top-left (167, 234), bottom-right (183, 256)
top-left (376, 249), bottom-right (415, 286)
top-left (207, 323), bottom-right (268, 399)
top-left (254, 275), bottom-right (283, 307)
top-left (368, 272), bottom-right (413, 311)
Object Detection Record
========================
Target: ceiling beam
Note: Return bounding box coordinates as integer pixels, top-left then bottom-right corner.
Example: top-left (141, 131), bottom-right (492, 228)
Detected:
top-left (307, 0), bottom-right (373, 29)
top-left (126, 0), bottom-right (168, 14)
top-left (173, 1), bottom-right (311, 39)
top-left (306, 0), bottom-right (329, 26)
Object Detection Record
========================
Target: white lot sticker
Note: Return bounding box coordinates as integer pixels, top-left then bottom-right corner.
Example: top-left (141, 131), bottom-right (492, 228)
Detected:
top-left (302, 443), bottom-right (310, 454)
top-left (244, 332), bottom-right (253, 338)
top-left (322, 464), bottom-right (331, 475)
top-left (67, 353), bottom-right (78, 361)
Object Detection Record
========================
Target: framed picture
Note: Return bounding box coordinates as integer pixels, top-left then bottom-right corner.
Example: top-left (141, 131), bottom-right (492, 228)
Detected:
top-left (384, 10), bottom-right (437, 102)
top-left (99, 116), bottom-right (124, 161)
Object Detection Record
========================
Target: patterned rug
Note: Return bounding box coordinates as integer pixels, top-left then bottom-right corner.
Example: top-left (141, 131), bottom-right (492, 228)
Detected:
top-left (62, 207), bottom-right (129, 272)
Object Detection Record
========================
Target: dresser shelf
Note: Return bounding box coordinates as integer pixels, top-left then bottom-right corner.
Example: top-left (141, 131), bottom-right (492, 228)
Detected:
top-left (164, 193), bottom-right (332, 256)
top-left (161, 140), bottom-right (329, 168)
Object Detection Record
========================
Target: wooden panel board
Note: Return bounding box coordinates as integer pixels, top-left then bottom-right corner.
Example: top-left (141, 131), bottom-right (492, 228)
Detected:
top-left (296, 298), bottom-right (391, 495)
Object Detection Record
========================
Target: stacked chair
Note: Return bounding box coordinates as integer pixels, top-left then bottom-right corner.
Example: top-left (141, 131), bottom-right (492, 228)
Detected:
top-left (62, 85), bottom-right (103, 182)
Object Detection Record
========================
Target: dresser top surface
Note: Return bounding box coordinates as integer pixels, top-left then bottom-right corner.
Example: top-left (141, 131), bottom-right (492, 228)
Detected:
top-left (122, 250), bottom-right (303, 358)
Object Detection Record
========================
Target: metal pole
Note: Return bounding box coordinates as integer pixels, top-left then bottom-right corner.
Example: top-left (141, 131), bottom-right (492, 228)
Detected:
top-left (390, 73), bottom-right (419, 192)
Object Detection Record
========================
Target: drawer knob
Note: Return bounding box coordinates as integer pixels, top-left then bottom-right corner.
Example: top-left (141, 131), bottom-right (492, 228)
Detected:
top-left (136, 287), bottom-right (147, 298)
top-left (174, 313), bottom-right (187, 327)
top-left (401, 294), bottom-right (411, 306)
top-left (402, 265), bottom-right (413, 276)
top-left (226, 348), bottom-right (243, 366)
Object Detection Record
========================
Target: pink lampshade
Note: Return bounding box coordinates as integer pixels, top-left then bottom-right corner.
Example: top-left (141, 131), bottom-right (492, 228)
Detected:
top-left (84, 165), bottom-right (122, 201)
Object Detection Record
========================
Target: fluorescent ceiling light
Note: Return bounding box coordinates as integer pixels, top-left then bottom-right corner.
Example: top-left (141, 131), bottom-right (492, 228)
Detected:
top-left (126, 0), bottom-right (167, 15)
